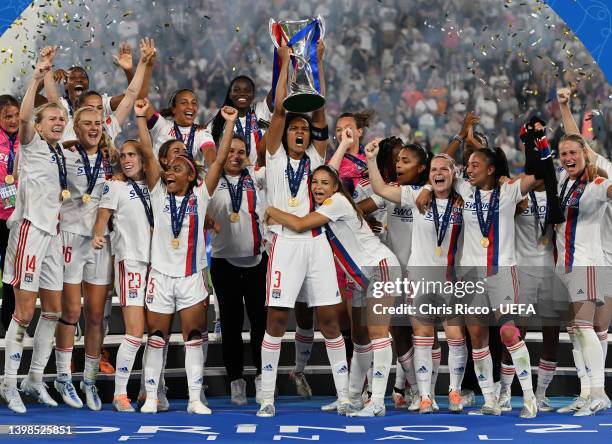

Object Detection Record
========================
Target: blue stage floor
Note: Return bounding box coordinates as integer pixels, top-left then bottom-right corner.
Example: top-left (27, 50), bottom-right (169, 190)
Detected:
top-left (0, 396), bottom-right (610, 443)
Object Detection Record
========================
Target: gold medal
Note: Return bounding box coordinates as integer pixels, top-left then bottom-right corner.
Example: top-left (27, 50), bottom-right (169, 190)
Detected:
top-left (481, 237), bottom-right (490, 248)
top-left (288, 197), bottom-right (299, 207)
top-left (171, 238), bottom-right (180, 249)
top-left (61, 189), bottom-right (71, 201)
top-left (540, 236), bottom-right (549, 246)
top-left (82, 193), bottom-right (92, 204)
top-left (4, 174), bottom-right (14, 185)
top-left (322, 198), bottom-right (333, 206)
top-left (230, 212), bottom-right (240, 223)
top-left (435, 246), bottom-right (443, 257)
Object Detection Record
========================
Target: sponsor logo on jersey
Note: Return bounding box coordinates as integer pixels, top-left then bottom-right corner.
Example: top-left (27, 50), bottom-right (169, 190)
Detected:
top-left (271, 289), bottom-right (281, 299)
top-left (392, 207), bottom-right (413, 221)
top-left (103, 184), bottom-right (110, 194)
top-left (24, 272), bottom-right (33, 283)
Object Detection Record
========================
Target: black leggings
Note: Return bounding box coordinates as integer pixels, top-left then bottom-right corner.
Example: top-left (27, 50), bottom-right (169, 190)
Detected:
top-left (0, 219), bottom-right (15, 332)
top-left (210, 253), bottom-right (268, 381)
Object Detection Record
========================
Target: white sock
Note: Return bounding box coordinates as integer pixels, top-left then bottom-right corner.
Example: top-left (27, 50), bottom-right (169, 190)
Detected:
top-left (472, 346), bottom-right (495, 401)
top-left (201, 331), bottom-right (209, 368)
top-left (185, 338), bottom-right (204, 402)
top-left (325, 336), bottom-right (349, 401)
top-left (55, 346), bottom-right (73, 382)
top-left (371, 337), bottom-right (393, 402)
top-left (144, 336), bottom-right (165, 401)
top-left (398, 348), bottom-right (417, 390)
top-left (413, 336), bottom-right (434, 397)
top-left (4, 315), bottom-right (30, 386)
top-left (596, 330), bottom-right (608, 363)
top-left (28, 312), bottom-right (58, 382)
top-left (294, 327), bottom-right (313, 373)
top-left (500, 363), bottom-right (515, 394)
top-left (507, 340), bottom-right (534, 399)
top-left (261, 333), bottom-right (282, 403)
top-left (447, 338), bottom-right (467, 392)
top-left (575, 323), bottom-right (605, 396)
top-left (569, 326), bottom-right (590, 398)
top-left (431, 347), bottom-right (441, 396)
top-left (102, 291), bottom-right (113, 336)
top-left (394, 361), bottom-right (406, 389)
top-left (536, 359), bottom-right (556, 398)
top-left (114, 334), bottom-right (142, 396)
top-left (159, 339), bottom-right (169, 390)
top-left (349, 342), bottom-right (372, 400)
top-left (83, 353), bottom-right (100, 385)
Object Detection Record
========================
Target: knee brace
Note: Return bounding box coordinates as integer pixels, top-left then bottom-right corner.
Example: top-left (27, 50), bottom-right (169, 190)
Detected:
top-left (58, 318), bottom-right (78, 327)
top-left (499, 323), bottom-right (521, 347)
top-left (187, 329), bottom-right (201, 341)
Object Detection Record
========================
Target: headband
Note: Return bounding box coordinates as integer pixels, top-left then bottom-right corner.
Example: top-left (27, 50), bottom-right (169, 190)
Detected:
top-left (173, 154), bottom-right (197, 175)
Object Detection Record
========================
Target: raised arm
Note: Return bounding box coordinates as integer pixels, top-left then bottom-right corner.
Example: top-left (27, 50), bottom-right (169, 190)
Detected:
top-left (327, 128), bottom-right (352, 170)
top-left (557, 87), bottom-right (580, 135)
top-left (266, 206), bottom-right (329, 232)
top-left (21, 51), bottom-right (54, 145)
top-left (108, 42), bottom-right (135, 110)
top-left (41, 46), bottom-right (60, 105)
top-left (112, 38), bottom-right (157, 126)
top-left (138, 37), bottom-right (157, 119)
top-left (205, 106), bottom-right (237, 195)
top-left (443, 111), bottom-right (479, 158)
top-left (311, 39), bottom-right (327, 158)
top-left (134, 98), bottom-right (161, 190)
top-left (365, 138), bottom-right (402, 204)
top-left (266, 44), bottom-right (291, 155)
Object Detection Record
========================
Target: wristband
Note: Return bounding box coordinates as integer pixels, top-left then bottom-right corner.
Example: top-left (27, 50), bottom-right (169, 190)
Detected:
top-left (136, 115), bottom-right (147, 119)
top-left (423, 184), bottom-right (433, 192)
top-left (451, 134), bottom-right (464, 144)
top-left (311, 125), bottom-right (328, 141)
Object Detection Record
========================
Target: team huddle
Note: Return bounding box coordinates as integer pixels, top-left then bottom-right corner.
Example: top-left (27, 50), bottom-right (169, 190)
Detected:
top-left (0, 33), bottom-right (610, 420)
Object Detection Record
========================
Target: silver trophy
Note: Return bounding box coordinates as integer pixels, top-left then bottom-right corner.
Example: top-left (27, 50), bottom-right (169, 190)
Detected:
top-left (270, 16), bottom-right (325, 113)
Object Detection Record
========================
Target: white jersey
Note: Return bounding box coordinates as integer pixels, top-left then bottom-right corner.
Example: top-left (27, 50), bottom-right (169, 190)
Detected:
top-left (353, 178), bottom-right (387, 239)
top-left (206, 100), bottom-right (271, 167)
top-left (371, 184), bottom-right (414, 268)
top-left (59, 95), bottom-right (119, 143)
top-left (514, 189), bottom-right (555, 275)
top-left (595, 155), bottom-right (612, 255)
top-left (150, 179), bottom-right (211, 277)
top-left (99, 179), bottom-right (151, 263)
top-left (208, 166), bottom-right (266, 263)
top-left (401, 186), bottom-right (463, 267)
top-left (555, 170), bottom-right (611, 269)
top-left (148, 113), bottom-right (215, 166)
top-left (316, 192), bottom-right (397, 289)
top-left (60, 148), bottom-right (112, 236)
top-left (455, 178), bottom-right (524, 269)
top-left (265, 145), bottom-right (324, 239)
top-left (8, 133), bottom-right (63, 234)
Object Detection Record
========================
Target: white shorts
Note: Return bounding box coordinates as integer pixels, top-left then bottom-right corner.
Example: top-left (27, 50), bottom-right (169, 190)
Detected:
top-left (146, 268), bottom-right (208, 314)
top-left (462, 266), bottom-right (519, 311)
top-left (266, 234), bottom-right (341, 309)
top-left (602, 251), bottom-right (612, 299)
top-left (353, 255), bottom-right (402, 308)
top-left (516, 269), bottom-right (562, 318)
top-left (3, 220), bottom-right (63, 292)
top-left (554, 265), bottom-right (604, 305)
top-left (115, 259), bottom-right (149, 307)
top-left (62, 231), bottom-right (112, 285)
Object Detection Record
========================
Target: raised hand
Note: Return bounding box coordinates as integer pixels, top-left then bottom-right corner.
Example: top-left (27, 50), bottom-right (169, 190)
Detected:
top-left (364, 138), bottom-right (381, 160)
top-left (39, 45), bottom-right (57, 64)
top-left (33, 59), bottom-right (53, 81)
top-left (221, 105), bottom-right (238, 123)
top-left (139, 37), bottom-right (157, 66)
top-left (112, 42), bottom-right (133, 71)
top-left (134, 98), bottom-right (150, 117)
top-left (53, 68), bottom-right (67, 84)
top-left (557, 87), bottom-right (571, 105)
top-left (278, 42), bottom-right (292, 64)
top-left (340, 128), bottom-right (354, 147)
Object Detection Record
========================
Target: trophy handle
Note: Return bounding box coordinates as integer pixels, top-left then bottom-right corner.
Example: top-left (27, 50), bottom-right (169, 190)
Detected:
top-left (269, 18), bottom-right (279, 49)
top-left (317, 15), bottom-right (325, 41)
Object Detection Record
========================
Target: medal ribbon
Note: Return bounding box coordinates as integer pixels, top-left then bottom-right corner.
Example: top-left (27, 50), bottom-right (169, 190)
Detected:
top-left (559, 173), bottom-right (587, 211)
top-left (4, 130), bottom-right (17, 176)
top-left (432, 194), bottom-right (455, 249)
top-left (47, 143), bottom-right (68, 194)
top-left (173, 122), bottom-right (196, 159)
top-left (475, 187), bottom-right (499, 240)
top-left (77, 145), bottom-right (103, 197)
top-left (223, 170), bottom-right (247, 214)
top-left (287, 154), bottom-right (310, 199)
top-left (235, 112), bottom-right (260, 157)
top-left (169, 191), bottom-right (192, 241)
top-left (128, 179), bottom-right (153, 227)
top-left (528, 191), bottom-right (547, 238)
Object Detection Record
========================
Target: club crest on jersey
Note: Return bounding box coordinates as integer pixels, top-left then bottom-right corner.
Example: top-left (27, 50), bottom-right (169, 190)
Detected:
top-left (271, 289), bottom-right (281, 299)
top-left (24, 273), bottom-right (33, 283)
top-left (129, 289), bottom-right (138, 299)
